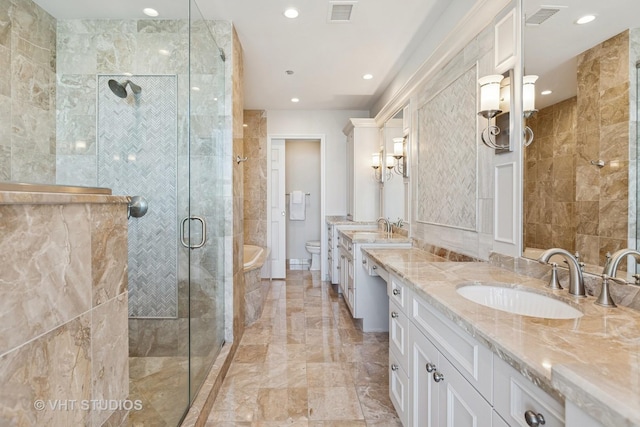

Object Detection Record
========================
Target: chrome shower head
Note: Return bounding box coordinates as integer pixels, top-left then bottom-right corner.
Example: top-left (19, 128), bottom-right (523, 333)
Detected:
top-left (108, 79), bottom-right (142, 98)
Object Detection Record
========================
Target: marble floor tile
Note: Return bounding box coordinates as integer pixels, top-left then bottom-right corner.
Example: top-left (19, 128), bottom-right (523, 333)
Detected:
top-left (205, 269), bottom-right (400, 426)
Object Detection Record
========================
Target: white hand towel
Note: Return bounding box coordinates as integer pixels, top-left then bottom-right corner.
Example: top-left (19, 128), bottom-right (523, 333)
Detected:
top-left (289, 190), bottom-right (306, 220)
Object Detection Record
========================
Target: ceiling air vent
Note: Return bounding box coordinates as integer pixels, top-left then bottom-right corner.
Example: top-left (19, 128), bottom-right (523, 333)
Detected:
top-left (525, 7), bottom-right (563, 26)
top-left (328, 1), bottom-right (357, 23)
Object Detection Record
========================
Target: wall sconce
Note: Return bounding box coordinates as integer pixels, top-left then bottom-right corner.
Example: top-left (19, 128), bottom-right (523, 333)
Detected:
top-left (371, 151), bottom-right (391, 182)
top-left (477, 74), bottom-right (509, 150)
top-left (523, 75), bottom-right (538, 147)
top-left (387, 137), bottom-right (407, 177)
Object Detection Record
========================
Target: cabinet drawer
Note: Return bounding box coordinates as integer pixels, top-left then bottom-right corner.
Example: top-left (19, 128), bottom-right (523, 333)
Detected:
top-left (494, 357), bottom-right (564, 427)
top-left (389, 300), bottom-right (409, 373)
top-left (410, 292), bottom-right (493, 402)
top-left (389, 352), bottom-right (409, 427)
top-left (363, 254), bottom-right (389, 282)
top-left (388, 274), bottom-right (407, 310)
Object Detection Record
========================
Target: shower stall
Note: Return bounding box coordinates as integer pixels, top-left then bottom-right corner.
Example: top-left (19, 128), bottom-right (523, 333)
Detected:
top-left (54, 1), bottom-right (229, 425)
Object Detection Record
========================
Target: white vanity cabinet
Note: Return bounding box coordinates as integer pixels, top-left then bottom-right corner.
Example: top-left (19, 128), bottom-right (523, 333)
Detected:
top-left (383, 272), bottom-right (566, 427)
top-left (343, 118), bottom-right (380, 221)
top-left (494, 356), bottom-right (565, 427)
top-left (327, 221), bottom-right (376, 285)
top-left (339, 236), bottom-right (410, 332)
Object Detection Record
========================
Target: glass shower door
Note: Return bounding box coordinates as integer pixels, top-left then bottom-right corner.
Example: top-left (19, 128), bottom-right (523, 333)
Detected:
top-left (187, 1), bottom-right (227, 400)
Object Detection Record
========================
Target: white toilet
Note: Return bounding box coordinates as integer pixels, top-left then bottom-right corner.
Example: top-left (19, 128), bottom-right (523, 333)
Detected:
top-left (305, 240), bottom-right (321, 270)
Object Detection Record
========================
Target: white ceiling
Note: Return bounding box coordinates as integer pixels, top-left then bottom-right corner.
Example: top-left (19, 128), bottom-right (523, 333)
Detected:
top-left (33, 0), bottom-right (450, 111)
top-left (32, 0), bottom-right (640, 112)
top-left (524, 0), bottom-right (640, 110)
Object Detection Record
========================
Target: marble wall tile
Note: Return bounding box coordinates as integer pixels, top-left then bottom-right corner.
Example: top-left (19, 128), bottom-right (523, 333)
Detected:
top-left (0, 312), bottom-right (91, 427)
top-left (90, 203), bottom-right (128, 307)
top-left (0, 204), bottom-right (91, 355)
top-left (243, 110), bottom-right (267, 247)
top-left (55, 154), bottom-right (97, 186)
top-left (91, 294), bottom-right (129, 426)
top-left (3, 0), bottom-right (56, 184)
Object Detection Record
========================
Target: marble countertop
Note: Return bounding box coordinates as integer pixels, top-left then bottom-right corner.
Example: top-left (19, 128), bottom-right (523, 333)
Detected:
top-left (325, 216), bottom-right (377, 226)
top-left (339, 230), bottom-right (411, 244)
top-left (0, 190), bottom-right (130, 205)
top-left (363, 247), bottom-right (640, 427)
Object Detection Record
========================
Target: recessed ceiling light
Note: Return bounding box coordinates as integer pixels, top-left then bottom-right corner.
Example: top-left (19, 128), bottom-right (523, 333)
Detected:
top-left (291, 97), bottom-right (300, 103)
top-left (362, 74), bottom-right (373, 80)
top-left (191, 86), bottom-right (200, 91)
top-left (284, 8), bottom-right (299, 19)
top-left (143, 8), bottom-right (159, 17)
top-left (158, 49), bottom-right (170, 56)
top-left (541, 90), bottom-right (552, 95)
top-left (243, 124), bottom-right (248, 127)
top-left (576, 15), bottom-right (596, 25)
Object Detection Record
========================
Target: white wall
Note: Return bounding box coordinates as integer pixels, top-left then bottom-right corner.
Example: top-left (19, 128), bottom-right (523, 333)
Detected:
top-left (285, 139), bottom-right (321, 260)
top-left (267, 109), bottom-right (369, 277)
top-left (370, 0), bottom-right (481, 117)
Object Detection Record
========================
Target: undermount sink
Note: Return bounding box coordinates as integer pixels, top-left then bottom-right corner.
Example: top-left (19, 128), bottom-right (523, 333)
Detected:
top-left (456, 284), bottom-right (583, 319)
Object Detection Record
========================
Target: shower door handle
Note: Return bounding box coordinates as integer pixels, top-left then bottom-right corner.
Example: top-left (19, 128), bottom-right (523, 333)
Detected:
top-left (180, 216), bottom-right (207, 249)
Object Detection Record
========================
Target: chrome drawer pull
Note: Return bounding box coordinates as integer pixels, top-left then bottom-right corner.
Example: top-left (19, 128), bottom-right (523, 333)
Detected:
top-left (391, 364), bottom-right (399, 371)
top-left (391, 312), bottom-right (399, 318)
top-left (426, 362), bottom-right (436, 373)
top-left (393, 288), bottom-right (400, 296)
top-left (524, 411), bottom-right (545, 426)
top-left (433, 371), bottom-right (444, 382)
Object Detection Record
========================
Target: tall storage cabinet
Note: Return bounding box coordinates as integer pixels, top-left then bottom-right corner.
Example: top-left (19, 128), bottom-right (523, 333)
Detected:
top-left (343, 118), bottom-right (380, 221)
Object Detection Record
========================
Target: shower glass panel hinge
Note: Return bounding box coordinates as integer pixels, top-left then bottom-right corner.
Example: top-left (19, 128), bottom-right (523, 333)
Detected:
top-left (180, 216), bottom-right (207, 249)
top-left (219, 47), bottom-right (226, 62)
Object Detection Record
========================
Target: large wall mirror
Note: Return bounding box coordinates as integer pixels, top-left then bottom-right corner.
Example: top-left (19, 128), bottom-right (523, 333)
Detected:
top-left (382, 109), bottom-right (408, 226)
top-left (522, 0), bottom-right (640, 271)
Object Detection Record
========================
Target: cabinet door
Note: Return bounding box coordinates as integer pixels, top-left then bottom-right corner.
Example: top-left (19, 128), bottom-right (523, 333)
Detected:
top-left (346, 256), bottom-right (355, 313)
top-left (389, 352), bottom-right (409, 426)
top-left (437, 355), bottom-right (493, 427)
top-left (389, 300), bottom-right (409, 373)
top-left (410, 324), bottom-right (440, 427)
top-left (494, 357), bottom-right (564, 427)
top-left (338, 250), bottom-right (347, 295)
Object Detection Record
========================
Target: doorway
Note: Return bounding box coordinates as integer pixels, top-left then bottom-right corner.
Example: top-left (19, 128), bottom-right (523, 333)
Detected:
top-left (267, 135), bottom-right (325, 278)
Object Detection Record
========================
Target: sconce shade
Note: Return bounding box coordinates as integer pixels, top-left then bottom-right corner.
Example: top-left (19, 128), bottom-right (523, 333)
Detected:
top-left (478, 74), bottom-right (504, 112)
top-left (523, 75), bottom-right (538, 112)
top-left (393, 138), bottom-right (404, 157)
top-left (499, 76), bottom-right (510, 113)
top-left (386, 154), bottom-right (395, 169)
top-left (371, 152), bottom-right (380, 168)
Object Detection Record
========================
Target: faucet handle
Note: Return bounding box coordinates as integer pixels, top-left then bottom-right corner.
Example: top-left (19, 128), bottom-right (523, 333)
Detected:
top-left (595, 274), bottom-right (617, 308)
top-left (546, 263), bottom-right (563, 290)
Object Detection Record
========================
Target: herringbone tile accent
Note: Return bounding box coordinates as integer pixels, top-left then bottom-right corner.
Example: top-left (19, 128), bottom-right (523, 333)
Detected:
top-left (417, 67), bottom-right (477, 230)
top-left (97, 75), bottom-right (179, 318)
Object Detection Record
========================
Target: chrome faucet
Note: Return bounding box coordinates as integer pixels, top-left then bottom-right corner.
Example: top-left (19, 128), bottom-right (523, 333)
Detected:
top-left (538, 248), bottom-right (585, 297)
top-left (377, 217), bottom-right (391, 236)
top-left (602, 249), bottom-right (640, 278)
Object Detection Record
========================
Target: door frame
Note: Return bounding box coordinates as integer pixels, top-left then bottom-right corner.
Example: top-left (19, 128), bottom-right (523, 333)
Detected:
top-left (267, 134), bottom-right (326, 277)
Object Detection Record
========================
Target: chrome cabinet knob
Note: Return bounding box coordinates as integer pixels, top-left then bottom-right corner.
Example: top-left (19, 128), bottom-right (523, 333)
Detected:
top-left (391, 312), bottom-right (399, 318)
top-left (372, 265), bottom-right (378, 270)
top-left (393, 288), bottom-right (400, 296)
top-left (391, 364), bottom-right (399, 371)
top-left (362, 259), bottom-right (367, 264)
top-left (524, 411), bottom-right (545, 426)
top-left (426, 362), bottom-right (436, 373)
top-left (433, 371), bottom-right (444, 382)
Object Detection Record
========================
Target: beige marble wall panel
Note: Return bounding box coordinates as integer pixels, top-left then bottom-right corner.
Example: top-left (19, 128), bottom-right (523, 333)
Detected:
top-left (0, 203), bottom-right (91, 355)
top-left (0, 312), bottom-right (91, 427)
top-left (91, 293), bottom-right (129, 426)
top-left (243, 110), bottom-right (267, 247)
top-left (91, 203), bottom-right (127, 307)
top-left (5, 0), bottom-right (56, 184)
